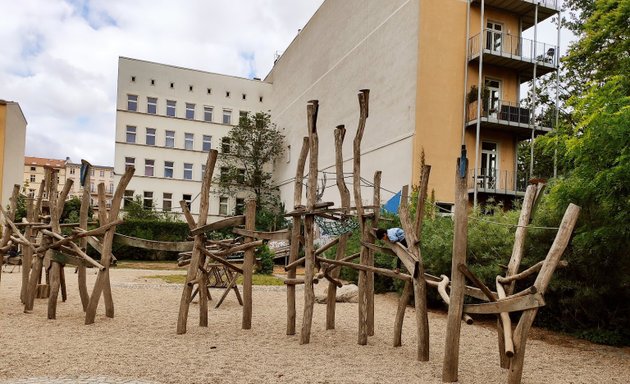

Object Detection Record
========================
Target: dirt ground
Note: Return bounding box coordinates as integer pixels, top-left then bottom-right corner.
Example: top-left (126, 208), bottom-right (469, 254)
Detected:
top-left (0, 267), bottom-right (628, 384)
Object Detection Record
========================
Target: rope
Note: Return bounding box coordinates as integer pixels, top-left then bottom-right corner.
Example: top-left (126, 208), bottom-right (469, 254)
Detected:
top-left (314, 216), bottom-right (359, 236)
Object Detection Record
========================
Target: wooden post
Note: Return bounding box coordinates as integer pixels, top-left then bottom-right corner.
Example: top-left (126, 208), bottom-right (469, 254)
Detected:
top-left (77, 160), bottom-right (91, 311)
top-left (353, 89), bottom-right (370, 345)
top-left (300, 100), bottom-right (319, 344)
top-left (85, 167), bottom-right (134, 325)
top-left (242, 199), bottom-right (256, 329)
top-left (0, 185), bottom-right (20, 285)
top-left (508, 203), bottom-right (580, 384)
top-left (176, 150), bottom-right (216, 333)
top-left (442, 157), bottom-right (469, 381)
top-left (326, 126), bottom-right (350, 330)
top-left (25, 175), bottom-right (48, 312)
top-left (287, 137), bottom-right (309, 335)
top-left (393, 280), bottom-right (412, 347)
top-left (366, 170), bottom-right (381, 336)
top-left (20, 198), bottom-right (35, 304)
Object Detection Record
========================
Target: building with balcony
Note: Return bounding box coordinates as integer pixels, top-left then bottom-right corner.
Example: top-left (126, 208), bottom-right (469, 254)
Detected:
top-left (114, 57), bottom-right (271, 220)
top-left (269, 0), bottom-right (560, 211)
top-left (65, 160), bottom-right (114, 209)
top-left (0, 100), bottom-right (27, 211)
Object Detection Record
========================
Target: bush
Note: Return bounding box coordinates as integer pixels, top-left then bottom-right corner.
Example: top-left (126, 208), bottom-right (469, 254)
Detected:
top-left (256, 244), bottom-right (274, 275)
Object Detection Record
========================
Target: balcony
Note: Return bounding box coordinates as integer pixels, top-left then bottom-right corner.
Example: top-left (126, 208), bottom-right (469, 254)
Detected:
top-left (469, 30), bottom-right (558, 81)
top-left (466, 99), bottom-right (552, 138)
top-left (471, 0), bottom-right (560, 29)
top-left (467, 168), bottom-right (527, 196)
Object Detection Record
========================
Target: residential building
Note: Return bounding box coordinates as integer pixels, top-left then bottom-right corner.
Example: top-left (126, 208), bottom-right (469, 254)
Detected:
top-left (23, 156), bottom-right (67, 199)
top-left (65, 160), bottom-right (114, 209)
top-left (114, 57), bottom-right (271, 219)
top-left (0, 100), bottom-right (27, 211)
top-left (268, 0), bottom-right (560, 211)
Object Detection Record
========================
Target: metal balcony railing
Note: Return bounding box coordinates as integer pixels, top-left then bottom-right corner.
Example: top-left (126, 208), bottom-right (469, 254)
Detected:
top-left (467, 168), bottom-right (528, 195)
top-left (467, 99), bottom-right (531, 124)
top-left (469, 29), bottom-right (558, 67)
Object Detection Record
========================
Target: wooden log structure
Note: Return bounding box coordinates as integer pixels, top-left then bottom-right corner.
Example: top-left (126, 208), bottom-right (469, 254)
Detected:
top-left (0, 185), bottom-right (20, 286)
top-left (241, 199), bottom-right (256, 330)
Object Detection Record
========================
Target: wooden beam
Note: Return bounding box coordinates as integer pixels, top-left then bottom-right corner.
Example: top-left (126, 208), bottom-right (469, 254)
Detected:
top-left (113, 233), bottom-right (194, 252)
top-left (463, 292), bottom-right (546, 314)
top-left (191, 216), bottom-right (245, 235)
top-left (232, 228), bottom-right (290, 241)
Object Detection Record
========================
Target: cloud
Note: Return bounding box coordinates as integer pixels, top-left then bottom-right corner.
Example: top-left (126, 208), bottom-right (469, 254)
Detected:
top-left (1, 0), bottom-right (324, 166)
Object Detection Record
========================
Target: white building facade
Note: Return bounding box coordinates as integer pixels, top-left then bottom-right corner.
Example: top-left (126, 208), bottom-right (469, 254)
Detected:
top-left (114, 57), bottom-right (271, 220)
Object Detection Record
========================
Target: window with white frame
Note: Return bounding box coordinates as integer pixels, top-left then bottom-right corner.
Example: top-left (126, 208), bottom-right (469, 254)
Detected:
top-left (166, 100), bottom-right (176, 117)
top-left (147, 97), bottom-right (157, 114)
top-left (109, 183), bottom-right (114, 193)
top-left (126, 126), bottom-right (136, 143)
top-left (124, 190), bottom-right (134, 208)
top-left (100, 170), bottom-right (105, 177)
top-left (125, 157), bottom-right (135, 170)
top-left (183, 163), bottom-right (193, 180)
top-left (127, 95), bottom-right (137, 111)
top-left (143, 191), bottom-right (153, 209)
top-left (220, 167), bottom-right (229, 182)
top-left (184, 133), bottom-right (194, 150)
top-left (202, 135), bottom-right (212, 152)
top-left (237, 169), bottom-right (245, 184)
top-left (186, 103), bottom-right (195, 119)
top-left (219, 197), bottom-right (228, 215)
top-left (235, 198), bottom-right (245, 215)
top-left (70, 168), bottom-right (75, 175)
top-left (145, 159), bottom-right (155, 177)
top-left (163, 193), bottom-right (172, 212)
top-left (223, 109), bottom-right (232, 124)
top-left (164, 161), bottom-right (174, 178)
top-left (182, 194), bottom-right (192, 209)
top-left (204, 106), bottom-right (213, 122)
top-left (201, 164), bottom-right (206, 179)
top-left (146, 128), bottom-right (156, 145)
top-left (239, 110), bottom-right (248, 120)
top-left (30, 174), bottom-right (36, 182)
top-left (30, 166), bottom-right (36, 171)
top-left (165, 130), bottom-right (175, 148)
top-left (90, 182), bottom-right (95, 193)
top-left (221, 137), bottom-right (230, 153)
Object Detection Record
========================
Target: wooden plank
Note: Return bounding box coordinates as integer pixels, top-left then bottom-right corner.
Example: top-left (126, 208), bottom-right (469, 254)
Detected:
top-left (317, 256), bottom-right (411, 281)
top-left (361, 241), bottom-right (396, 257)
top-left (113, 233), bottom-right (194, 252)
top-left (198, 247), bottom-right (243, 274)
top-left (463, 292), bottom-right (545, 314)
top-left (232, 228), bottom-right (290, 241)
top-left (191, 216), bottom-right (245, 235)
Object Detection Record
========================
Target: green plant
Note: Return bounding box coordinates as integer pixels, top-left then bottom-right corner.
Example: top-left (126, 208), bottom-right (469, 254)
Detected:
top-left (256, 244), bottom-right (274, 275)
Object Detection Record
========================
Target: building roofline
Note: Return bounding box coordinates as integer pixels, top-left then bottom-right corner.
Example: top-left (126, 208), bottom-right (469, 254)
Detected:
top-left (0, 99), bottom-right (28, 124)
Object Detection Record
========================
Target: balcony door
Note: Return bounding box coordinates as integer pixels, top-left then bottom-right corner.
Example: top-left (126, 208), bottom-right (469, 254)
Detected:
top-left (480, 141), bottom-right (498, 190)
top-left (486, 21), bottom-right (503, 53)
top-left (485, 78), bottom-right (501, 118)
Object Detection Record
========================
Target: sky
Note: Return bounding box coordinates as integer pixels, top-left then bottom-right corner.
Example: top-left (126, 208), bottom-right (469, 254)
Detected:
top-left (0, 0), bottom-right (325, 166)
top-left (1, 0), bottom-right (573, 167)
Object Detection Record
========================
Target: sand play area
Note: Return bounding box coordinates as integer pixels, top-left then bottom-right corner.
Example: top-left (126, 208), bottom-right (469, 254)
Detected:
top-left (0, 267), bottom-right (628, 384)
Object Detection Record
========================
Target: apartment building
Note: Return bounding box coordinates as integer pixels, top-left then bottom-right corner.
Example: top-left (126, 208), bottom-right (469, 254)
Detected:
top-left (65, 161), bottom-right (114, 208)
top-left (114, 57), bottom-right (272, 219)
top-left (0, 100), bottom-right (27, 210)
top-left (268, 0), bottom-right (560, 211)
top-left (23, 156), bottom-right (67, 198)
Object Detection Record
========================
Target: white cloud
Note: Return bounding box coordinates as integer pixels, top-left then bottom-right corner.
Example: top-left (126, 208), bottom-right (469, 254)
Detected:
top-left (1, 0), bottom-right (324, 166)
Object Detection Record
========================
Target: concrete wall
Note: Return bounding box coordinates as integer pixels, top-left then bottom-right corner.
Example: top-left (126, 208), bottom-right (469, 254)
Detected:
top-left (1, 102), bottom-right (27, 209)
top-left (267, 0), bottom-right (419, 208)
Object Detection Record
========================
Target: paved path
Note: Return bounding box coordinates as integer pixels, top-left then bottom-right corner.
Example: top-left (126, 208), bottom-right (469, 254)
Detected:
top-left (0, 377), bottom-right (162, 384)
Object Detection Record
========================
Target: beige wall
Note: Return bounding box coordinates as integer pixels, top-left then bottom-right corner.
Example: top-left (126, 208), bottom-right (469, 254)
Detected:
top-left (1, 102), bottom-right (27, 209)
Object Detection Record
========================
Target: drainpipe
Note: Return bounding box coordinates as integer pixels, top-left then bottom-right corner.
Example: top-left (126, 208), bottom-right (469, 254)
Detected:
top-left (529, 3), bottom-right (539, 180)
top-left (473, 0), bottom-right (485, 208)
top-left (553, 8), bottom-right (562, 179)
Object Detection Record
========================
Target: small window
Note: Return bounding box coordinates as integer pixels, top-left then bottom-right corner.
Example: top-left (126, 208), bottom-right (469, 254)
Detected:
top-left (30, 174), bottom-right (36, 182)
top-left (182, 194), bottom-right (192, 209)
top-left (143, 191), bottom-right (153, 209)
top-left (207, 88), bottom-right (212, 95)
top-left (219, 197), bottom-right (228, 215)
top-left (184, 133), bottom-right (194, 150)
top-left (220, 167), bottom-right (229, 182)
top-left (226, 91), bottom-right (230, 98)
top-left (436, 202), bottom-right (454, 217)
top-left (166, 100), bottom-right (176, 117)
top-left (30, 166), bottom-right (36, 171)
top-left (164, 161), bottom-right (174, 178)
top-left (165, 130), bottom-right (175, 148)
top-left (150, 79), bottom-right (155, 85)
top-left (147, 97), bottom-right (157, 114)
top-left (223, 109), bottom-right (232, 125)
top-left (286, 145), bottom-right (291, 163)
top-left (204, 106), bottom-right (213, 122)
top-left (109, 183), bottom-right (114, 193)
top-left (146, 128), bottom-right (156, 146)
top-left (202, 135), bottom-right (212, 152)
top-left (99, 170), bottom-right (105, 177)
top-left (28, 189), bottom-right (35, 198)
top-left (239, 110), bottom-right (248, 120)
top-left (90, 182), bottom-right (95, 193)
top-left (163, 193), bottom-right (172, 212)
top-left (186, 103), bottom-right (195, 119)
top-left (69, 168), bottom-right (75, 174)
top-left (131, 76), bottom-right (136, 82)
top-left (125, 157), bottom-right (135, 170)
top-left (183, 163), bottom-right (193, 180)
top-left (144, 159), bottom-right (155, 177)
top-left (221, 137), bottom-right (231, 154)
top-left (235, 198), bottom-right (245, 215)
top-left (126, 126), bottom-right (136, 143)
top-left (124, 190), bottom-right (134, 208)
top-left (170, 82), bottom-right (174, 88)
top-left (127, 95), bottom-right (138, 111)
top-left (189, 85), bottom-right (193, 92)
top-left (201, 164), bottom-right (206, 179)
top-left (242, 94), bottom-right (246, 100)
top-left (259, 96), bottom-right (263, 102)
top-left (237, 169), bottom-right (245, 184)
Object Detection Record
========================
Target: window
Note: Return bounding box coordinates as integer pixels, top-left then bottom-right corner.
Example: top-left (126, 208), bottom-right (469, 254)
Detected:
top-left (143, 191), bottom-right (153, 209)
top-left (150, 79), bottom-right (155, 85)
top-left (486, 21), bottom-right (503, 53)
top-left (91, 169), bottom-right (95, 176)
top-left (28, 189), bottom-right (35, 198)
top-left (147, 97), bottom-right (157, 114)
top-left (184, 133), bottom-right (194, 150)
top-left (183, 163), bottom-right (193, 180)
top-left (125, 157), bottom-right (135, 170)
top-left (124, 190), bottom-right (134, 208)
top-left (202, 135), bottom-right (212, 152)
top-left (126, 126), bottom-right (136, 143)
top-left (90, 182), bottom-right (95, 193)
top-left (223, 109), bottom-right (232, 124)
top-left (166, 100), bottom-right (176, 117)
top-left (237, 169), bottom-right (245, 184)
top-left (170, 82), bottom-right (174, 89)
top-left (259, 96), bottom-right (263, 102)
top-left (30, 174), bottom-right (36, 182)
top-left (163, 193), bottom-right (172, 212)
top-left (164, 161), bottom-right (174, 178)
top-left (69, 168), bottom-right (75, 175)
top-left (201, 164), bottom-right (206, 179)
top-left (242, 94), bottom-right (247, 100)
top-left (239, 110), bottom-right (248, 120)
top-left (183, 194), bottom-right (192, 210)
top-left (30, 166), bottom-right (36, 171)
top-left (219, 197), bottom-right (228, 215)
top-left (165, 130), bottom-right (175, 148)
top-left (203, 106), bottom-right (213, 122)
top-left (109, 183), bottom-right (114, 193)
top-left (286, 145), bottom-right (291, 163)
top-left (220, 167), bottom-right (229, 182)
top-left (207, 88), bottom-right (212, 95)
top-left (226, 91), bottom-right (230, 98)
top-left (189, 85), bottom-right (193, 92)
top-left (99, 170), bottom-right (105, 177)
top-left (127, 95), bottom-right (137, 111)
top-left (235, 198), bottom-right (245, 215)
top-left (146, 128), bottom-right (156, 145)
top-left (221, 137), bottom-right (231, 153)
top-left (186, 103), bottom-right (195, 119)
top-left (131, 76), bottom-right (136, 82)
top-left (145, 159), bottom-right (155, 177)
